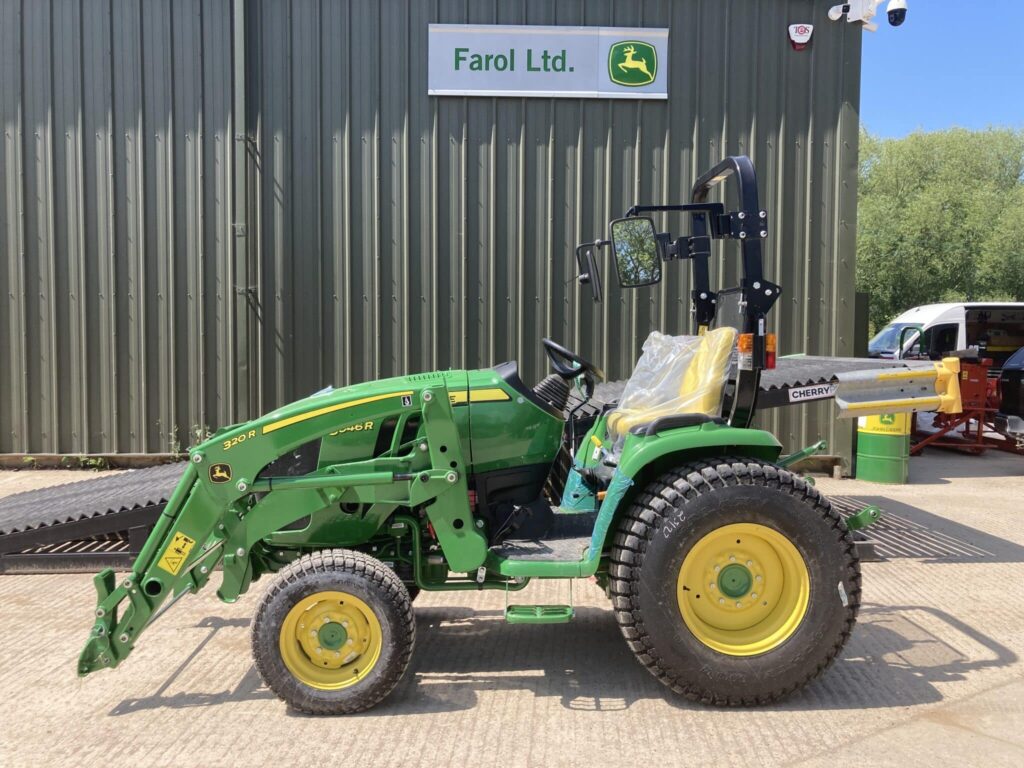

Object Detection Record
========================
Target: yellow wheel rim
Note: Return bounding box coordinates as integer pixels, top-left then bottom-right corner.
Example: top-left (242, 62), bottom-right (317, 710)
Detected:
top-left (676, 523), bottom-right (810, 656)
top-left (279, 590), bottom-right (383, 690)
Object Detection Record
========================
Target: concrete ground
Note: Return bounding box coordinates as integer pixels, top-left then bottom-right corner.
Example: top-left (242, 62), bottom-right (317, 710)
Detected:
top-left (1, 452), bottom-right (1023, 767)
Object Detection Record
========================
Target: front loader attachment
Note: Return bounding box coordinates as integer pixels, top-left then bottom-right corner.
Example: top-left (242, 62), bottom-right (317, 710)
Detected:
top-left (78, 377), bottom-right (490, 677)
top-left (79, 462), bottom-right (254, 675)
top-left (79, 464), bottom-right (213, 674)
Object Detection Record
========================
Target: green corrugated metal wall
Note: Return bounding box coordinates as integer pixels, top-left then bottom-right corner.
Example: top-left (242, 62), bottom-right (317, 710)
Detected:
top-left (0, 0), bottom-right (861, 461)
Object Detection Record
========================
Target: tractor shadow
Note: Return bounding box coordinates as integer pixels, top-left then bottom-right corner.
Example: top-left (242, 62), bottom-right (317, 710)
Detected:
top-left (109, 602), bottom-right (1016, 717)
top-left (773, 603), bottom-right (1018, 711)
top-left (109, 617), bottom-right (275, 715)
top-left (371, 603), bottom-right (1017, 715)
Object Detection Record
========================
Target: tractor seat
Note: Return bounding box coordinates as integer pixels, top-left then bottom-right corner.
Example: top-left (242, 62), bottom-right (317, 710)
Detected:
top-left (606, 327), bottom-right (737, 439)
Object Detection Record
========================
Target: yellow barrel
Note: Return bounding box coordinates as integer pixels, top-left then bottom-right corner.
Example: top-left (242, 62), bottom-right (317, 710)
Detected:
top-left (856, 414), bottom-right (911, 484)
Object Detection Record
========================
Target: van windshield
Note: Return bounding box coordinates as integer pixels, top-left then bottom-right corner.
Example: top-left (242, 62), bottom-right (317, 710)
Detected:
top-left (868, 323), bottom-right (921, 357)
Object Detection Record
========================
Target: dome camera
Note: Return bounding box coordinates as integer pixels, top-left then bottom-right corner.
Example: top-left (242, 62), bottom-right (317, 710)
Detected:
top-left (887, 0), bottom-right (907, 26)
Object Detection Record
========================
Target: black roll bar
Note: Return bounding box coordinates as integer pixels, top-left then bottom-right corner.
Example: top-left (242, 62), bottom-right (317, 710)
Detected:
top-left (621, 156), bottom-right (780, 428)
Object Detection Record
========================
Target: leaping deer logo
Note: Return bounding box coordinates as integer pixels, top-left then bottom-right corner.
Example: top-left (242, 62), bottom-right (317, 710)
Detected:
top-left (618, 45), bottom-right (652, 79)
top-left (609, 41), bottom-right (657, 87)
top-left (210, 464), bottom-right (232, 483)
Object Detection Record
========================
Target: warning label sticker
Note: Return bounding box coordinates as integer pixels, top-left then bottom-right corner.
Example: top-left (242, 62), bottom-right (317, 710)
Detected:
top-left (158, 532), bottom-right (197, 576)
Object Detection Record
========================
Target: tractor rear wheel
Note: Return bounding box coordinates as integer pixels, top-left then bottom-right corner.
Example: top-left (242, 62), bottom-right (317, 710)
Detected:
top-left (609, 457), bottom-right (859, 705)
top-left (251, 549), bottom-right (415, 714)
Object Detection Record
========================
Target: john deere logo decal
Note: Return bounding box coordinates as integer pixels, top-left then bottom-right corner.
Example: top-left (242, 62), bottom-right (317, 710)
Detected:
top-left (608, 41), bottom-right (657, 87)
top-left (210, 463), bottom-right (232, 483)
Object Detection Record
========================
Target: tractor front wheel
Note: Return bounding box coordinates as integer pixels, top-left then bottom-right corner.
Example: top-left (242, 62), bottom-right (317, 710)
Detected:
top-left (251, 549), bottom-right (415, 714)
top-left (609, 457), bottom-right (860, 705)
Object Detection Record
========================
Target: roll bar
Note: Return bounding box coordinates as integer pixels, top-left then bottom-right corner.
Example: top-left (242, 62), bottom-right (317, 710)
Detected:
top-left (581, 155), bottom-right (781, 428)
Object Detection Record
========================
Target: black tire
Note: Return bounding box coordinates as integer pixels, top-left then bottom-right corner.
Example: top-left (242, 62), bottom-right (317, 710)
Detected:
top-left (609, 457), bottom-right (860, 705)
top-left (251, 549), bottom-right (415, 714)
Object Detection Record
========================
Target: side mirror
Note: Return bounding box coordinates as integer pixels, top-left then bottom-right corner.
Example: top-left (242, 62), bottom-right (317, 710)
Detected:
top-left (575, 245), bottom-right (603, 303)
top-left (610, 217), bottom-right (662, 287)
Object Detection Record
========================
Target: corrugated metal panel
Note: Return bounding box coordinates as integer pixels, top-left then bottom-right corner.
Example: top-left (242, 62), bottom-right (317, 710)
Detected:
top-left (1, 0), bottom-right (236, 453)
top-left (2, 0), bottom-right (861, 463)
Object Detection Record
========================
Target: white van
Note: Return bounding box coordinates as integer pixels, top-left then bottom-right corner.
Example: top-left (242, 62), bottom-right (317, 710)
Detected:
top-left (868, 302), bottom-right (1024, 368)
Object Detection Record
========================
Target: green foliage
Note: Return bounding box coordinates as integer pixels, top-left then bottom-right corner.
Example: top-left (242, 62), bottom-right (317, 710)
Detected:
top-left (166, 424), bottom-right (210, 454)
top-left (57, 455), bottom-right (110, 471)
top-left (78, 456), bottom-right (111, 471)
top-left (190, 424), bottom-right (213, 447)
top-left (857, 127), bottom-right (1024, 330)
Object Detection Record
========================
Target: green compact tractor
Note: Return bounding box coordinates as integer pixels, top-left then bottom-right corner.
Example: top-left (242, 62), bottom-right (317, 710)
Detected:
top-left (79, 157), bottom-right (862, 713)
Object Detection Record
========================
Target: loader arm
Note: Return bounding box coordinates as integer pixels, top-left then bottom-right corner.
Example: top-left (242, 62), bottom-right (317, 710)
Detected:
top-left (78, 382), bottom-right (484, 676)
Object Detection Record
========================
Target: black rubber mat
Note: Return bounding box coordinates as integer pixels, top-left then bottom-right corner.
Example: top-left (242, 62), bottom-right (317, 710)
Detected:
top-left (490, 511), bottom-right (597, 562)
top-left (0, 463), bottom-right (185, 536)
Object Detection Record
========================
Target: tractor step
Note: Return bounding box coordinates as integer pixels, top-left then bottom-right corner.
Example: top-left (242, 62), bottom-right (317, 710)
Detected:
top-left (504, 604), bottom-right (575, 624)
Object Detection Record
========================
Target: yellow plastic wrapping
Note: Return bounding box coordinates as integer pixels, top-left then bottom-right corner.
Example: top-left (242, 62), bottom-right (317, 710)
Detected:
top-left (607, 327), bottom-right (737, 439)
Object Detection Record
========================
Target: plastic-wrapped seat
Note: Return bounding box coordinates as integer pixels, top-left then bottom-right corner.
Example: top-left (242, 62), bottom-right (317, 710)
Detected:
top-left (607, 327), bottom-right (737, 440)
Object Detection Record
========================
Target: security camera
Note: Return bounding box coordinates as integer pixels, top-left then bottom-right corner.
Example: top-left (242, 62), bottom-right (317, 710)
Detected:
top-left (828, 4), bottom-right (850, 21)
top-left (887, 0), bottom-right (907, 26)
top-left (827, 2), bottom-right (879, 30)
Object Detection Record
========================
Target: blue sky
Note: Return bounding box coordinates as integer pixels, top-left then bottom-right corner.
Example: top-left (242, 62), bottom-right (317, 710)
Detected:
top-left (859, 0), bottom-right (1024, 137)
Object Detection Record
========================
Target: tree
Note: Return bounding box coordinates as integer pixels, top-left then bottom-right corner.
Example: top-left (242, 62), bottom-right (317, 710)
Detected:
top-left (856, 127), bottom-right (1024, 331)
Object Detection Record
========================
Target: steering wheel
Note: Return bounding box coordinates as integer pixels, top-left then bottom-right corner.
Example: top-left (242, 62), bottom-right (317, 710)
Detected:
top-left (542, 338), bottom-right (606, 384)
